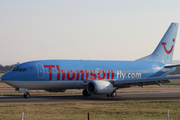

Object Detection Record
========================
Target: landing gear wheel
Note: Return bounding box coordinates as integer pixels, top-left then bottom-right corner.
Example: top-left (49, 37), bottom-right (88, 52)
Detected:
top-left (111, 91), bottom-right (117, 97)
top-left (82, 89), bottom-right (91, 96)
top-left (23, 92), bottom-right (30, 98)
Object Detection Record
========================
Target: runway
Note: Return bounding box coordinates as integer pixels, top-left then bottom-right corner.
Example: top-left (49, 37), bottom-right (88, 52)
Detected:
top-left (1, 91), bottom-right (180, 103)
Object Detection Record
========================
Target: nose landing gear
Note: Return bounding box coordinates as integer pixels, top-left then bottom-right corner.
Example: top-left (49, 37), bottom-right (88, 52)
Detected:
top-left (15, 88), bottom-right (30, 98)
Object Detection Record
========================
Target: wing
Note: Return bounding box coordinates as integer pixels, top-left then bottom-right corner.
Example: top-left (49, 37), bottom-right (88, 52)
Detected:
top-left (114, 76), bottom-right (180, 88)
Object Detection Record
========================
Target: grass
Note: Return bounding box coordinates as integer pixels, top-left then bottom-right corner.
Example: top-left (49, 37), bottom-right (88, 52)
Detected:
top-left (0, 100), bottom-right (180, 120)
top-left (0, 82), bottom-right (13, 88)
top-left (170, 80), bottom-right (180, 84)
top-left (0, 73), bottom-right (4, 77)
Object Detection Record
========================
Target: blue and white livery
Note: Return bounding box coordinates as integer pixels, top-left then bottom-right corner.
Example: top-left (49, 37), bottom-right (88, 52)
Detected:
top-left (1, 23), bottom-right (180, 98)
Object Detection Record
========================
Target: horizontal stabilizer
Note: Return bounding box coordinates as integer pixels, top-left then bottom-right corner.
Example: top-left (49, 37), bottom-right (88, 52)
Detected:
top-left (165, 64), bottom-right (180, 68)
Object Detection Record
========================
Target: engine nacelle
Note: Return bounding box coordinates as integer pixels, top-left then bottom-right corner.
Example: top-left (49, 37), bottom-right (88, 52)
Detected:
top-left (86, 80), bottom-right (114, 95)
top-left (44, 89), bottom-right (67, 92)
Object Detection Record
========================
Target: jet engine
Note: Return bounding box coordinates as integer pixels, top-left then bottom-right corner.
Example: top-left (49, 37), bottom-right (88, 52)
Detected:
top-left (86, 81), bottom-right (114, 94)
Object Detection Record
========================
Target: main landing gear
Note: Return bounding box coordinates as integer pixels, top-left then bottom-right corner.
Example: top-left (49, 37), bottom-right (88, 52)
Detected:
top-left (23, 92), bottom-right (30, 98)
top-left (82, 89), bottom-right (91, 96)
top-left (107, 90), bottom-right (117, 98)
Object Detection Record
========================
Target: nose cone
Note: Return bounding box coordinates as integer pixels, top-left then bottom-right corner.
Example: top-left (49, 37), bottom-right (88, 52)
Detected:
top-left (1, 72), bottom-right (12, 81)
top-left (1, 73), bottom-right (7, 81)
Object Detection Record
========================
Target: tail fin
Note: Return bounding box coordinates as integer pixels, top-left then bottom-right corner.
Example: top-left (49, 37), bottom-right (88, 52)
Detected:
top-left (137, 22), bottom-right (179, 63)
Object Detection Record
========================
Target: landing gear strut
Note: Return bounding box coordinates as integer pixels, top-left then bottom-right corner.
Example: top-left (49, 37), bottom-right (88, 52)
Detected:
top-left (23, 92), bottom-right (30, 98)
top-left (82, 89), bottom-right (91, 96)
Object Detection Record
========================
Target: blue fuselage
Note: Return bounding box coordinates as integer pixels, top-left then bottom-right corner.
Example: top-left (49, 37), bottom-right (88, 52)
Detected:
top-left (2, 60), bottom-right (175, 82)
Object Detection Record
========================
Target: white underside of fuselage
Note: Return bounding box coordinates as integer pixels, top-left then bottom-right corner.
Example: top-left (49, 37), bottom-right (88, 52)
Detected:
top-left (3, 81), bottom-right (85, 90)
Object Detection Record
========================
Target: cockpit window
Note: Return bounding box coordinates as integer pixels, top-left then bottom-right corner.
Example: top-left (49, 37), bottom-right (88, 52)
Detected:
top-left (12, 68), bottom-right (27, 72)
top-left (12, 68), bottom-right (19, 71)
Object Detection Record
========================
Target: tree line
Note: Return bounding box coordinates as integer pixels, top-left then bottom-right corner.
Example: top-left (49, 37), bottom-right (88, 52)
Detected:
top-left (0, 63), bottom-right (20, 73)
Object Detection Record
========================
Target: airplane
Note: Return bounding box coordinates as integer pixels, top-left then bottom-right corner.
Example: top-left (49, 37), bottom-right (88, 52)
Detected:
top-left (1, 22), bottom-right (180, 98)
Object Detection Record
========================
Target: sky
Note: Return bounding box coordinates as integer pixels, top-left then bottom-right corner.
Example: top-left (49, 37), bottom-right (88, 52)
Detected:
top-left (1, 0), bottom-right (180, 65)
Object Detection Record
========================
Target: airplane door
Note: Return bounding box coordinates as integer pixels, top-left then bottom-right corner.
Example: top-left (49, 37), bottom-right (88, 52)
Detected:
top-left (36, 63), bottom-right (44, 79)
